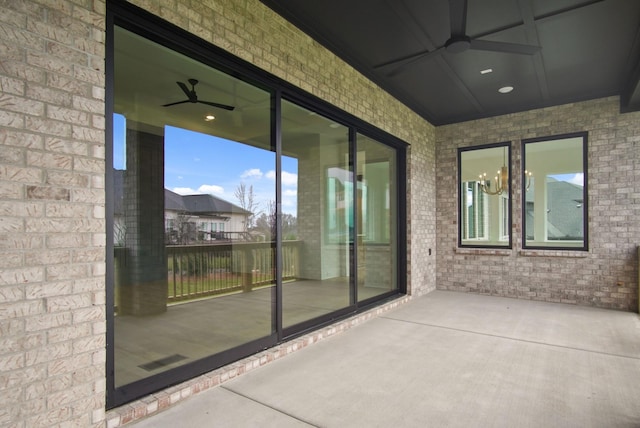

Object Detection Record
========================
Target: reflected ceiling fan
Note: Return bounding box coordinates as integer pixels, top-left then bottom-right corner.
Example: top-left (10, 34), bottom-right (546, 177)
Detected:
top-left (376, 0), bottom-right (540, 77)
top-left (162, 79), bottom-right (235, 111)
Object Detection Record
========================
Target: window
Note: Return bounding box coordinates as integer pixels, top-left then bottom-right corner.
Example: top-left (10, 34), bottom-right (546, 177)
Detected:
top-left (458, 143), bottom-right (511, 247)
top-left (522, 133), bottom-right (588, 250)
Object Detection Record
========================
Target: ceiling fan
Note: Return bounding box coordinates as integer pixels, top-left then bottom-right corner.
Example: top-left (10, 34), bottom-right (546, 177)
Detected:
top-left (376, 0), bottom-right (540, 77)
top-left (162, 79), bottom-right (235, 111)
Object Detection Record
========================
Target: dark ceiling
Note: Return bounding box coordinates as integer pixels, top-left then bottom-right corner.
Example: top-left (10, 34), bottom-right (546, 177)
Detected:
top-left (260, 0), bottom-right (640, 125)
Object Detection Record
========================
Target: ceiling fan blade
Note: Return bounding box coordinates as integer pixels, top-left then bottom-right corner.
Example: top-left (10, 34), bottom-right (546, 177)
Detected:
top-left (450, 0), bottom-right (468, 36)
top-left (198, 100), bottom-right (235, 111)
top-left (176, 81), bottom-right (193, 99)
top-left (162, 100), bottom-right (190, 107)
top-left (375, 47), bottom-right (445, 77)
top-left (470, 39), bottom-right (540, 55)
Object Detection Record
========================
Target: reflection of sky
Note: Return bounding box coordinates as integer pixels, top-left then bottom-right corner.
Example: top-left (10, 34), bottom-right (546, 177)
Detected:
top-left (549, 173), bottom-right (584, 186)
top-left (112, 114), bottom-right (298, 214)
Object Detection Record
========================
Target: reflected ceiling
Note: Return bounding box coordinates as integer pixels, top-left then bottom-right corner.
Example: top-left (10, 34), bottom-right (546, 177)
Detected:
top-left (114, 27), bottom-right (272, 148)
top-left (114, 27), bottom-right (350, 150)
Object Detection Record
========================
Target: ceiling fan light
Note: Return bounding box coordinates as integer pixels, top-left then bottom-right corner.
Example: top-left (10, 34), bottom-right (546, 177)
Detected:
top-left (498, 86), bottom-right (514, 94)
top-left (204, 114), bottom-right (215, 121)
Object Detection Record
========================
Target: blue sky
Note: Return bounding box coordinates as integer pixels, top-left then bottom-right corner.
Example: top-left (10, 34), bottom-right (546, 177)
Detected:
top-left (550, 173), bottom-right (583, 186)
top-left (113, 114), bottom-right (298, 215)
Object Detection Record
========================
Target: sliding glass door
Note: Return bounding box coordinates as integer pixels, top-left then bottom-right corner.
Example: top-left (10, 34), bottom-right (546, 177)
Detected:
top-left (108, 11), bottom-right (405, 407)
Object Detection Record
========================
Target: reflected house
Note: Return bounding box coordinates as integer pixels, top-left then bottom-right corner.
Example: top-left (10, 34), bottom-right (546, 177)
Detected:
top-left (525, 179), bottom-right (585, 241)
top-left (113, 170), bottom-right (252, 245)
top-left (165, 190), bottom-right (252, 244)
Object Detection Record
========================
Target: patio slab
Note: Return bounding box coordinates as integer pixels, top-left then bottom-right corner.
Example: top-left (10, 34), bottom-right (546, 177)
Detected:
top-left (130, 290), bottom-right (640, 427)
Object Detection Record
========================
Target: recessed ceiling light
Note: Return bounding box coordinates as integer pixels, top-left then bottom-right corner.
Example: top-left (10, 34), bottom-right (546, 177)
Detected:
top-left (480, 68), bottom-right (493, 74)
top-left (204, 114), bottom-right (215, 121)
top-left (498, 86), bottom-right (514, 94)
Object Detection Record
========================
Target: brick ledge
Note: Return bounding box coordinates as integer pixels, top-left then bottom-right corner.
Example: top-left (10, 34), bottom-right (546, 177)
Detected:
top-left (455, 247), bottom-right (512, 256)
top-left (518, 249), bottom-right (589, 258)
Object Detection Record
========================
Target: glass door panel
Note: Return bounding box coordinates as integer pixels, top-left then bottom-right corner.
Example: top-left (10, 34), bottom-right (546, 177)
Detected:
top-left (280, 100), bottom-right (352, 328)
top-left (112, 26), bottom-right (275, 387)
top-left (356, 134), bottom-right (397, 301)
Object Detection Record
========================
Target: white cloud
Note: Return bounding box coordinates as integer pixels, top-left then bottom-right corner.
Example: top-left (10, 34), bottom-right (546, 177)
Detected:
top-left (198, 184), bottom-right (225, 195)
top-left (194, 157), bottom-right (201, 162)
top-left (283, 189), bottom-right (297, 197)
top-left (265, 170), bottom-right (298, 187)
top-left (568, 173), bottom-right (584, 186)
top-left (282, 171), bottom-right (298, 186)
top-left (241, 168), bottom-right (263, 179)
top-left (172, 187), bottom-right (196, 195)
top-left (171, 185), bottom-right (225, 196)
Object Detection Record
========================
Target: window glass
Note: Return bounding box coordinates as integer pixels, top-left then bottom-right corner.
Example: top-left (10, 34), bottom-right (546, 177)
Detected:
top-left (458, 143), bottom-right (511, 247)
top-left (356, 134), bottom-right (398, 301)
top-left (523, 133), bottom-right (587, 249)
top-left (112, 26), bottom-right (275, 388)
top-left (281, 99), bottom-right (351, 328)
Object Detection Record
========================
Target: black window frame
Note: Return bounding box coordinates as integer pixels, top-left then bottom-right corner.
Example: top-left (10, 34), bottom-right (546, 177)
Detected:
top-left (457, 142), bottom-right (513, 249)
top-left (521, 132), bottom-right (589, 251)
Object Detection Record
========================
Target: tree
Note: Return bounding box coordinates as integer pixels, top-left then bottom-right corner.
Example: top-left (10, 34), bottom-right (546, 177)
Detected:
top-left (234, 183), bottom-right (260, 232)
top-left (166, 212), bottom-right (197, 245)
top-left (253, 200), bottom-right (297, 241)
top-left (252, 200), bottom-right (273, 241)
top-left (281, 212), bottom-right (297, 240)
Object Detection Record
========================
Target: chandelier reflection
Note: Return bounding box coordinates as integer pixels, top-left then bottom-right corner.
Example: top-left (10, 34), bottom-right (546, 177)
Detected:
top-left (479, 166), bottom-right (508, 195)
top-left (478, 148), bottom-right (533, 195)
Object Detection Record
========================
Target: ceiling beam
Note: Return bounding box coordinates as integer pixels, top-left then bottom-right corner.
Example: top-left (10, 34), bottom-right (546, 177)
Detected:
top-left (620, 24), bottom-right (640, 112)
top-left (517, 0), bottom-right (549, 101)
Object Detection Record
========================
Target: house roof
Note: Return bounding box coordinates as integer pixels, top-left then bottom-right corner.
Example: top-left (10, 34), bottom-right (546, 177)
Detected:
top-left (113, 170), bottom-right (251, 216)
top-left (525, 179), bottom-right (584, 239)
top-left (164, 188), bottom-right (188, 211)
top-left (171, 191), bottom-right (251, 216)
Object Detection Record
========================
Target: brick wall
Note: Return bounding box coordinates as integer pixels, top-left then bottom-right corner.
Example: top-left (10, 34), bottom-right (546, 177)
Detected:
top-left (0, 0), bottom-right (435, 426)
top-left (408, 128), bottom-right (438, 297)
top-left (436, 97), bottom-right (640, 310)
top-left (0, 1), bottom-right (107, 427)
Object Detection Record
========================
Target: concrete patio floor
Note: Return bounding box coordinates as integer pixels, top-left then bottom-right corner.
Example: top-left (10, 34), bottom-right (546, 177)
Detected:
top-left (129, 290), bottom-right (640, 427)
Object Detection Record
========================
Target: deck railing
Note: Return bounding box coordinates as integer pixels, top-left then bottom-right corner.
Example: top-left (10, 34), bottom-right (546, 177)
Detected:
top-left (106, 241), bottom-right (297, 303)
top-left (166, 241), bottom-right (300, 301)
